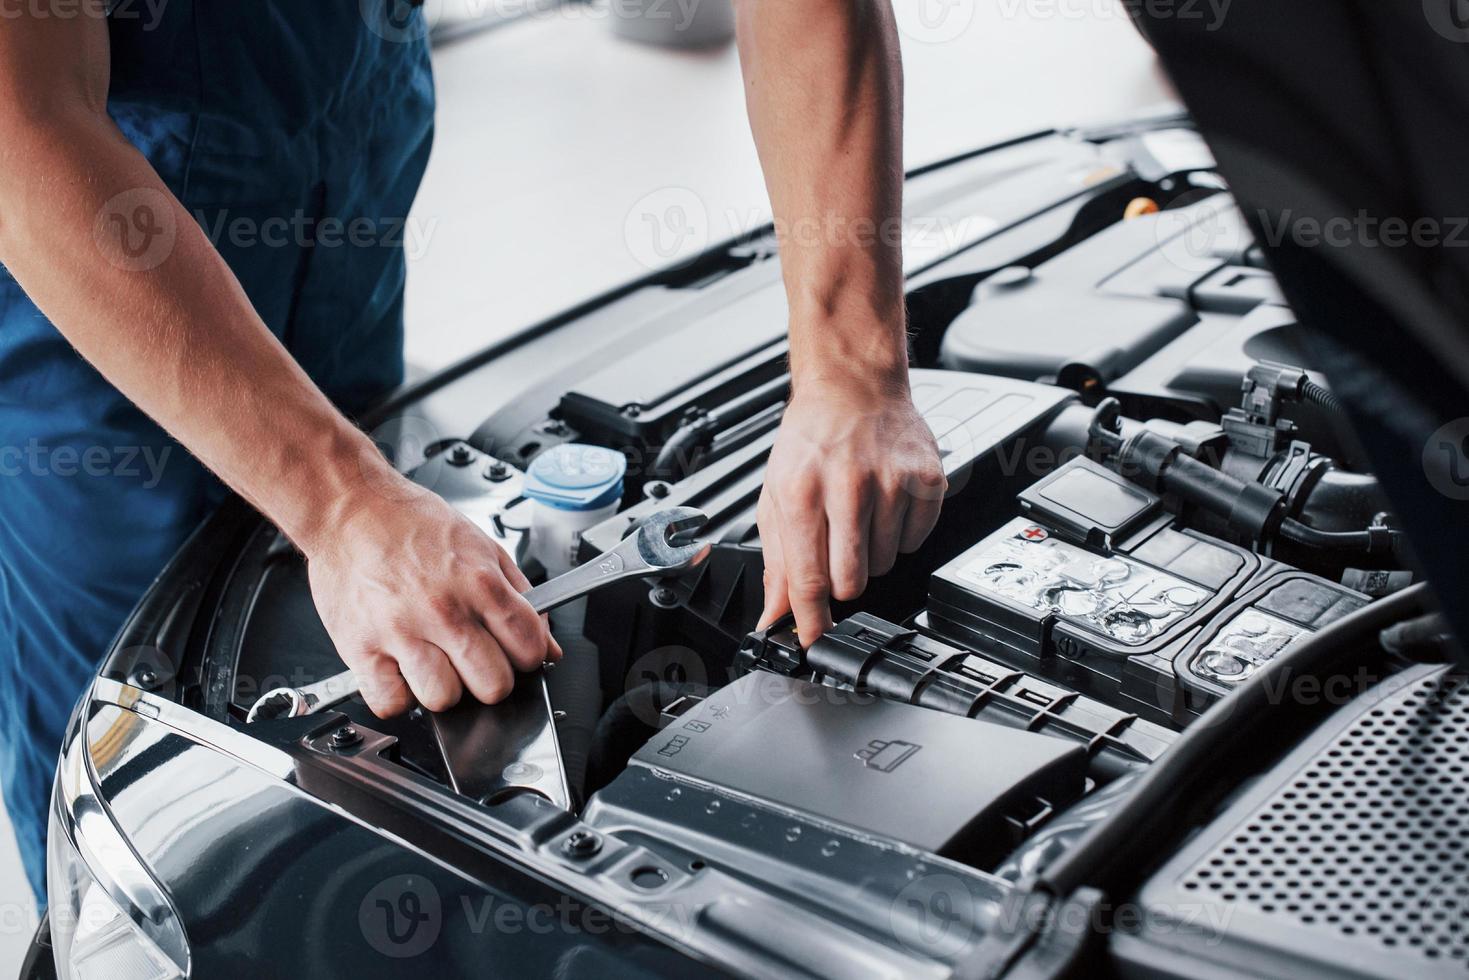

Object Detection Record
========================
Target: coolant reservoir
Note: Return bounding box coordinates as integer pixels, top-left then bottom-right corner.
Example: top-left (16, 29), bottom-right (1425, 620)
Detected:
top-left (523, 444), bottom-right (627, 579)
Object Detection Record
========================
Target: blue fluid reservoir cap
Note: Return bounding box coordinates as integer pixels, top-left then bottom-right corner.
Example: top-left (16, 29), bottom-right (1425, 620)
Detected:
top-left (523, 444), bottom-right (627, 511)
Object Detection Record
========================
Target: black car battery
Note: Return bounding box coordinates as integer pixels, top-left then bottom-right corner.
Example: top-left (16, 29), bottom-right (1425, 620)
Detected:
top-left (1176, 573), bottom-right (1368, 699)
top-left (924, 457), bottom-right (1366, 723)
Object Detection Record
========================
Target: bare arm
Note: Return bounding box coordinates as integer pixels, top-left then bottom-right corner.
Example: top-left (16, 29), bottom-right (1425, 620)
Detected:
top-left (734, 0), bottom-right (945, 640)
top-left (0, 5), bottom-right (557, 715)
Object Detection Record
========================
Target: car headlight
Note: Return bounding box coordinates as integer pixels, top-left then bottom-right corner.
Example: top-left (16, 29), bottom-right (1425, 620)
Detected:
top-left (47, 688), bottom-right (190, 979)
top-left (46, 809), bottom-right (182, 980)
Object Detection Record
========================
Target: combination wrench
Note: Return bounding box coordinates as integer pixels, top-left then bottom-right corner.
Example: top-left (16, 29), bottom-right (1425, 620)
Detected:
top-left (245, 506), bottom-right (709, 723)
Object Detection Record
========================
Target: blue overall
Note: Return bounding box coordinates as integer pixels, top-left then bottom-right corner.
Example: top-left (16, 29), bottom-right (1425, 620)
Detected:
top-left (0, 1), bottom-right (435, 901)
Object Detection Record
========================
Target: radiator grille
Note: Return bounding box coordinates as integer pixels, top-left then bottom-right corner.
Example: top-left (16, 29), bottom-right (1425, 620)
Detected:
top-left (1180, 670), bottom-right (1469, 967)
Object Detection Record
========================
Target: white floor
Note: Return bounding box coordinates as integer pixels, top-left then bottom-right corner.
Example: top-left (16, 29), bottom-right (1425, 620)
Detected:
top-left (0, 2), bottom-right (1166, 973)
top-left (403, 0), bottom-right (1170, 371)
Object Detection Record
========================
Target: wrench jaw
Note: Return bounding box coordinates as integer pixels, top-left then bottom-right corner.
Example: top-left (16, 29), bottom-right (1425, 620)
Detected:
top-left (635, 507), bottom-right (712, 574)
top-left (245, 688), bottom-right (307, 724)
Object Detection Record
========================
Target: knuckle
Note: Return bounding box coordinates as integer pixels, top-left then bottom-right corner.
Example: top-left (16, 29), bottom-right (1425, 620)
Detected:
top-left (776, 471), bottom-right (821, 504)
top-left (504, 602), bottom-right (544, 644)
top-left (366, 692), bottom-right (410, 719)
top-left (481, 676), bottom-right (513, 705)
top-left (390, 642), bottom-right (429, 671)
top-left (424, 592), bottom-right (462, 627)
top-left (790, 574), bottom-right (829, 601)
top-left (830, 572), bottom-right (866, 602)
top-left (420, 691), bottom-right (454, 713)
top-left (384, 615), bottom-right (421, 644)
top-left (420, 679), bottom-right (462, 713)
top-left (477, 566), bottom-right (513, 601)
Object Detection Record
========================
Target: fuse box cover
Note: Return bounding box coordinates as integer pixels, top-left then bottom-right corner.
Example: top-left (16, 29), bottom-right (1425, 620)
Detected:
top-left (627, 671), bottom-right (1086, 861)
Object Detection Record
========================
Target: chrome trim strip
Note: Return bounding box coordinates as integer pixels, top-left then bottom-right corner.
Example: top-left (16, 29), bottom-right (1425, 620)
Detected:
top-left (54, 681), bottom-right (192, 975)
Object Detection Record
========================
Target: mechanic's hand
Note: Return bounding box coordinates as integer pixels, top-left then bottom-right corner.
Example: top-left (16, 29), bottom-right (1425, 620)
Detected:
top-left (756, 378), bottom-right (946, 643)
top-left (304, 487), bottom-right (562, 717)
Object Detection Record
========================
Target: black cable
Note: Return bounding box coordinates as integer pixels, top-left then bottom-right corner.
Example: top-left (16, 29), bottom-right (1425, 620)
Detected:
top-left (1032, 583), bottom-right (1434, 900)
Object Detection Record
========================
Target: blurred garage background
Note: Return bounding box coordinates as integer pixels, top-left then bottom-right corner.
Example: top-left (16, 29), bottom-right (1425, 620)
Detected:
top-left (0, 0), bottom-right (1168, 969)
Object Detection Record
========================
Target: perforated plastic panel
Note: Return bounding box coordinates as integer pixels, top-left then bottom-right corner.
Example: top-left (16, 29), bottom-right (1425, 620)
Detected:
top-left (1120, 665), bottom-right (1469, 979)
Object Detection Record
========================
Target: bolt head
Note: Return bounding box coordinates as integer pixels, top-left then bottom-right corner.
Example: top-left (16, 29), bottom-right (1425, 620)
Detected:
top-left (563, 830), bottom-right (602, 856)
top-left (329, 726), bottom-right (363, 749)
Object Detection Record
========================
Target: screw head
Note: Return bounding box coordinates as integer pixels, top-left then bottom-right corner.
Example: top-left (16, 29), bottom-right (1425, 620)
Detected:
top-left (563, 830), bottom-right (602, 857)
top-left (329, 726), bottom-right (363, 750)
top-left (448, 444), bottom-right (473, 467)
top-left (132, 667), bottom-right (158, 689)
top-left (483, 461), bottom-right (511, 482)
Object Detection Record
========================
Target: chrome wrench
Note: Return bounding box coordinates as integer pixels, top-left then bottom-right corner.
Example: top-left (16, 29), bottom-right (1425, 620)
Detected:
top-left (246, 507), bottom-right (710, 722)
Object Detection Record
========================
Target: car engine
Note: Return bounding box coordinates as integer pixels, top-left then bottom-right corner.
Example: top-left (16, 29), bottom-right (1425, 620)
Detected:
top-left (146, 121), bottom-right (1456, 977)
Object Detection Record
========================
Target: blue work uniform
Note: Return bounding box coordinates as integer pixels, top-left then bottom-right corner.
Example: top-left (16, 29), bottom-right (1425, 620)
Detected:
top-left (0, 1), bottom-right (435, 901)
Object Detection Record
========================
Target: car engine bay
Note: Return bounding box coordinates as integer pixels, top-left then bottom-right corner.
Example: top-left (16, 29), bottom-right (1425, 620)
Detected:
top-left (101, 120), bottom-right (1468, 977)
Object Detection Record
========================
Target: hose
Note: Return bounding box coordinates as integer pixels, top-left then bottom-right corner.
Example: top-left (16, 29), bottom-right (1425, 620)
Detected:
top-left (649, 374), bottom-right (789, 481)
top-left (1300, 377), bottom-right (1345, 415)
top-left (1033, 582), bottom-right (1435, 900)
top-left (1278, 515), bottom-right (1404, 556)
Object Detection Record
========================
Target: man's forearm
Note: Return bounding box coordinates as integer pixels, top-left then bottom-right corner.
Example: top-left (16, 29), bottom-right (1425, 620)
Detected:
top-left (0, 107), bottom-right (397, 552)
top-left (733, 0), bottom-right (907, 390)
